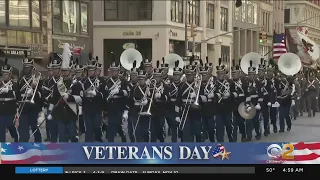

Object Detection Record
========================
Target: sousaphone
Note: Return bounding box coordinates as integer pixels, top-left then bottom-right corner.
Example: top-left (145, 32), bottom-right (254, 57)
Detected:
top-left (238, 102), bottom-right (256, 120)
top-left (278, 53), bottom-right (302, 76)
top-left (240, 52), bottom-right (261, 74)
top-left (164, 53), bottom-right (184, 76)
top-left (120, 48), bottom-right (142, 70)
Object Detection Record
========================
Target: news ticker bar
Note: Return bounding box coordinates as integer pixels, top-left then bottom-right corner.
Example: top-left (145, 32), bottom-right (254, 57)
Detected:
top-left (15, 167), bottom-right (255, 174)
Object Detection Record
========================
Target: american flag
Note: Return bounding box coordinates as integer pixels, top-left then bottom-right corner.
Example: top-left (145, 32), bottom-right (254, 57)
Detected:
top-left (273, 33), bottom-right (287, 60)
top-left (212, 144), bottom-right (225, 158)
top-left (1, 143), bottom-right (69, 164)
top-left (273, 142), bottom-right (320, 164)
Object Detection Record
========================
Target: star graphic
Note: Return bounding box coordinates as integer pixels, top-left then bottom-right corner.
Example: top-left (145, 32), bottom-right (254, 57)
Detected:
top-left (33, 143), bottom-right (40, 147)
top-left (5, 143), bottom-right (11, 145)
top-left (1, 148), bottom-right (6, 153)
top-left (18, 146), bottom-right (24, 151)
top-left (221, 150), bottom-right (231, 160)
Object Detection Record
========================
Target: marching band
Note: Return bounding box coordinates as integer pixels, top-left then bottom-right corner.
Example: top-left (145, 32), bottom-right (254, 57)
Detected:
top-left (0, 47), bottom-right (319, 143)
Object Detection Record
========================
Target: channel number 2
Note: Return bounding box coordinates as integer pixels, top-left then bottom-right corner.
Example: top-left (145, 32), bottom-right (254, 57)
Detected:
top-left (282, 144), bottom-right (294, 159)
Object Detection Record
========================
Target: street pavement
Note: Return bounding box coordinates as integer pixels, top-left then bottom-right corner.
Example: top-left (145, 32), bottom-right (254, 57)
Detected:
top-left (5, 112), bottom-right (320, 142)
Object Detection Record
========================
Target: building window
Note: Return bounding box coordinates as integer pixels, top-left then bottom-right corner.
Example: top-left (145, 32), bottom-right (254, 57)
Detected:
top-left (220, 7), bottom-right (228, 31)
top-left (221, 45), bottom-right (230, 66)
top-left (31, 0), bottom-right (40, 28)
top-left (284, 9), bottom-right (290, 23)
top-left (234, 4), bottom-right (240, 20)
top-left (171, 0), bottom-right (183, 23)
top-left (241, 0), bottom-right (246, 22)
top-left (52, 0), bottom-right (62, 33)
top-left (206, 3), bottom-right (214, 29)
top-left (247, 1), bottom-right (252, 23)
top-left (253, 2), bottom-right (257, 24)
top-left (187, 0), bottom-right (200, 26)
top-left (0, 0), bottom-right (6, 24)
top-left (9, 0), bottom-right (30, 27)
top-left (80, 3), bottom-right (88, 34)
top-left (104, 0), bottom-right (152, 21)
top-left (62, 1), bottom-right (79, 33)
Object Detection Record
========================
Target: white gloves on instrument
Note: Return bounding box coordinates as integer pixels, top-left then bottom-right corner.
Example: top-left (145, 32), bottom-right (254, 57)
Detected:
top-left (88, 90), bottom-right (96, 97)
top-left (62, 92), bottom-right (69, 100)
top-left (223, 92), bottom-right (230, 98)
top-left (255, 103), bottom-right (261, 110)
top-left (155, 92), bottom-right (161, 99)
top-left (0, 87), bottom-right (9, 94)
top-left (245, 104), bottom-right (251, 112)
top-left (207, 93), bottom-right (214, 99)
top-left (112, 88), bottom-right (119, 95)
top-left (291, 100), bottom-right (295, 107)
top-left (47, 114), bottom-right (53, 120)
top-left (122, 110), bottom-right (128, 121)
top-left (26, 89), bottom-right (33, 96)
top-left (175, 117), bottom-right (181, 123)
top-left (78, 106), bottom-right (82, 115)
top-left (141, 99), bottom-right (148, 106)
top-left (274, 101), bottom-right (280, 108)
top-left (267, 102), bottom-right (272, 106)
top-left (190, 92), bottom-right (196, 98)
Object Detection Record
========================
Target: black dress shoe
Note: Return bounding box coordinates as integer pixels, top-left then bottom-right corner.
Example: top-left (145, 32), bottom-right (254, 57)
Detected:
top-left (279, 129), bottom-right (285, 133)
top-left (273, 127), bottom-right (278, 133)
top-left (255, 135), bottom-right (261, 140)
top-left (264, 131), bottom-right (269, 137)
top-left (287, 126), bottom-right (291, 131)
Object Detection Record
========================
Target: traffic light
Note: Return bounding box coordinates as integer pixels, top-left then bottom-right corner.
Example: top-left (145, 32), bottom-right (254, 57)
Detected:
top-left (235, 0), bottom-right (242, 7)
top-left (259, 32), bottom-right (267, 43)
top-left (191, 24), bottom-right (197, 37)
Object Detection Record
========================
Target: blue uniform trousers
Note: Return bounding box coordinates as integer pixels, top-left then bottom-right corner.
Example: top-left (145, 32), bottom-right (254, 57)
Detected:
top-left (261, 105), bottom-right (270, 134)
top-left (232, 113), bottom-right (246, 142)
top-left (270, 107), bottom-right (278, 132)
top-left (246, 111), bottom-right (261, 139)
top-left (0, 115), bottom-right (15, 142)
top-left (127, 111), bottom-right (136, 142)
top-left (78, 115), bottom-right (85, 134)
top-left (202, 115), bottom-right (215, 142)
top-left (18, 112), bottom-right (42, 142)
top-left (216, 113), bottom-right (233, 142)
top-left (181, 113), bottom-right (202, 142)
top-left (279, 105), bottom-right (292, 131)
top-left (107, 113), bottom-right (123, 142)
top-left (84, 112), bottom-right (102, 142)
top-left (116, 117), bottom-right (127, 142)
top-left (58, 120), bottom-right (78, 142)
top-left (167, 110), bottom-right (179, 142)
top-left (150, 115), bottom-right (165, 142)
top-left (48, 119), bottom-right (58, 142)
top-left (132, 113), bottom-right (151, 142)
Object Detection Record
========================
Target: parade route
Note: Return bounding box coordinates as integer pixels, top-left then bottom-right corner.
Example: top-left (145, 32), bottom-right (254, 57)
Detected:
top-left (6, 113), bottom-right (320, 143)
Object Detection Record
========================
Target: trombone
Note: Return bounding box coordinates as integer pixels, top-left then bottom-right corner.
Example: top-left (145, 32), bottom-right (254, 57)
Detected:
top-left (178, 73), bottom-right (202, 130)
top-left (133, 79), bottom-right (156, 138)
top-left (14, 72), bottom-right (41, 123)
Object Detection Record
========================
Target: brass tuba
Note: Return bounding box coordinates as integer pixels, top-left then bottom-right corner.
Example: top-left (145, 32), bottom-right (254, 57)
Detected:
top-left (164, 53), bottom-right (184, 76)
top-left (240, 52), bottom-right (261, 75)
top-left (278, 53), bottom-right (302, 76)
top-left (120, 48), bottom-right (143, 71)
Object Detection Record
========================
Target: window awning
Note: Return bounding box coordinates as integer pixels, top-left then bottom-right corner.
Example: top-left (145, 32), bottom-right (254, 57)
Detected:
top-left (0, 57), bottom-right (47, 72)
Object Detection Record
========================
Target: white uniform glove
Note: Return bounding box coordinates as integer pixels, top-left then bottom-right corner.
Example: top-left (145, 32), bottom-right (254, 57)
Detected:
top-left (316, 97), bottom-right (319, 100)
top-left (175, 117), bottom-right (181, 123)
top-left (291, 100), bottom-right (295, 106)
top-left (255, 103), bottom-right (261, 110)
top-left (112, 88), bottom-right (119, 95)
top-left (297, 97), bottom-right (300, 100)
top-left (155, 92), bottom-right (161, 99)
top-left (43, 108), bottom-right (48, 116)
top-left (122, 110), bottom-right (128, 121)
top-left (141, 99), bottom-right (148, 105)
top-left (47, 114), bottom-right (53, 120)
top-left (88, 90), bottom-right (96, 96)
top-left (223, 92), bottom-right (230, 98)
top-left (0, 87), bottom-right (9, 94)
top-left (26, 89), bottom-right (33, 96)
top-left (274, 101), bottom-right (280, 107)
top-left (207, 93), bottom-right (214, 99)
top-left (62, 93), bottom-right (69, 100)
top-left (267, 102), bottom-right (271, 106)
top-left (246, 106), bottom-right (252, 112)
top-left (78, 106), bottom-right (82, 115)
top-left (190, 92), bottom-right (196, 98)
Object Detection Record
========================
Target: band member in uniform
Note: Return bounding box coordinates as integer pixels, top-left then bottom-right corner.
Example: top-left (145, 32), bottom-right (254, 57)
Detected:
top-left (161, 57), bottom-right (170, 84)
top-left (257, 59), bottom-right (270, 136)
top-left (197, 59), bottom-right (214, 142)
top-left (82, 55), bottom-right (104, 142)
top-left (150, 61), bottom-right (169, 142)
top-left (245, 61), bottom-right (262, 141)
top-left (0, 58), bottom-right (18, 142)
top-left (116, 69), bottom-right (127, 142)
top-left (49, 59), bottom-right (84, 142)
top-left (292, 75), bottom-right (302, 120)
top-left (129, 66), bottom-right (152, 142)
top-left (103, 56), bottom-right (128, 142)
top-left (126, 61), bottom-right (139, 142)
top-left (298, 71), bottom-right (306, 115)
top-left (73, 58), bottom-right (85, 135)
top-left (167, 61), bottom-right (183, 142)
top-left (305, 70), bottom-right (319, 117)
top-left (277, 73), bottom-right (295, 132)
top-left (265, 61), bottom-right (280, 133)
top-left (144, 59), bottom-right (153, 80)
top-left (214, 58), bottom-right (235, 142)
top-left (177, 62), bottom-right (203, 142)
top-left (231, 60), bottom-right (248, 142)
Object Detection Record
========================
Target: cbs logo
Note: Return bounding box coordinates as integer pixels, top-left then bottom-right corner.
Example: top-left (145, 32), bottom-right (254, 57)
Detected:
top-left (267, 144), bottom-right (294, 159)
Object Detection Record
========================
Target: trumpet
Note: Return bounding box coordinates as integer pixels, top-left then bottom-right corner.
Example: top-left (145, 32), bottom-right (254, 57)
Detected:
top-left (106, 79), bottom-right (121, 101)
top-left (178, 74), bottom-right (202, 130)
